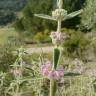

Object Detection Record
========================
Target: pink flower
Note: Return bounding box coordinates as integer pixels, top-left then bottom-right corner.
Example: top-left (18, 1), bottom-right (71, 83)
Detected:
top-left (50, 31), bottom-right (69, 45)
top-left (41, 61), bottom-right (64, 79)
top-left (48, 71), bottom-right (60, 79)
top-left (41, 61), bottom-right (52, 76)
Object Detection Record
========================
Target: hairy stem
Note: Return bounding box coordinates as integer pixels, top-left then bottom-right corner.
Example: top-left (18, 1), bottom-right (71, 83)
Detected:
top-left (58, 0), bottom-right (63, 9)
top-left (50, 79), bottom-right (57, 96)
top-left (57, 20), bottom-right (61, 32)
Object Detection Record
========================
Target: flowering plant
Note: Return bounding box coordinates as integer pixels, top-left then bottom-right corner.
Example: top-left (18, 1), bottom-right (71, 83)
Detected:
top-left (35, 0), bottom-right (82, 96)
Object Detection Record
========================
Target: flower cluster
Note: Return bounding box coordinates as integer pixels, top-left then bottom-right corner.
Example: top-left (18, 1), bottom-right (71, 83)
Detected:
top-left (52, 9), bottom-right (67, 20)
top-left (41, 61), bottom-right (64, 79)
top-left (50, 31), bottom-right (69, 45)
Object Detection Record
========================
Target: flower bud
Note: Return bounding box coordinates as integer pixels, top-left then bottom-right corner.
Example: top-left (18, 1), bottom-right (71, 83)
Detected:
top-left (52, 9), bottom-right (67, 20)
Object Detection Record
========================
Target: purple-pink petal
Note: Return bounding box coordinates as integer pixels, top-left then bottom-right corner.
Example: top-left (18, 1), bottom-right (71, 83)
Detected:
top-left (41, 61), bottom-right (64, 79)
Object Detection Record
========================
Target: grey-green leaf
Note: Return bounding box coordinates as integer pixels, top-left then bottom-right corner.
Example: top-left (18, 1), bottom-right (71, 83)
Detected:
top-left (34, 14), bottom-right (56, 21)
top-left (64, 9), bottom-right (83, 20)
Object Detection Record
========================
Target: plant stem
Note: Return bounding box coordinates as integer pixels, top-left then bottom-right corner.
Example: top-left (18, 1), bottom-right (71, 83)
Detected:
top-left (58, 0), bottom-right (63, 9)
top-left (50, 79), bottom-right (57, 96)
top-left (57, 20), bottom-right (61, 32)
top-left (57, 0), bottom-right (62, 32)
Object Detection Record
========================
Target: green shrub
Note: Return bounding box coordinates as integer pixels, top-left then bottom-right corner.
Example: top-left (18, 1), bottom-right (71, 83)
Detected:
top-left (62, 28), bottom-right (90, 59)
top-left (14, 18), bottom-right (25, 32)
top-left (34, 30), bottom-right (51, 43)
top-left (88, 32), bottom-right (96, 57)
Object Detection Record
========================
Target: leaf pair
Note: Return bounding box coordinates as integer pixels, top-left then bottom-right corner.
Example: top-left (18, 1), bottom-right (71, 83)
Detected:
top-left (34, 9), bottom-right (83, 21)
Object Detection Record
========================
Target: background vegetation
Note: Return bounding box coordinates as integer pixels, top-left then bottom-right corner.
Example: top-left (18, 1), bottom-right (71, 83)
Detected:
top-left (0, 0), bottom-right (26, 25)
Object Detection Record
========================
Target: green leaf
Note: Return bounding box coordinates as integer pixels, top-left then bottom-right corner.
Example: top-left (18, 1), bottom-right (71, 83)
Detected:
top-left (53, 48), bottom-right (60, 69)
top-left (64, 72), bottom-right (81, 77)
